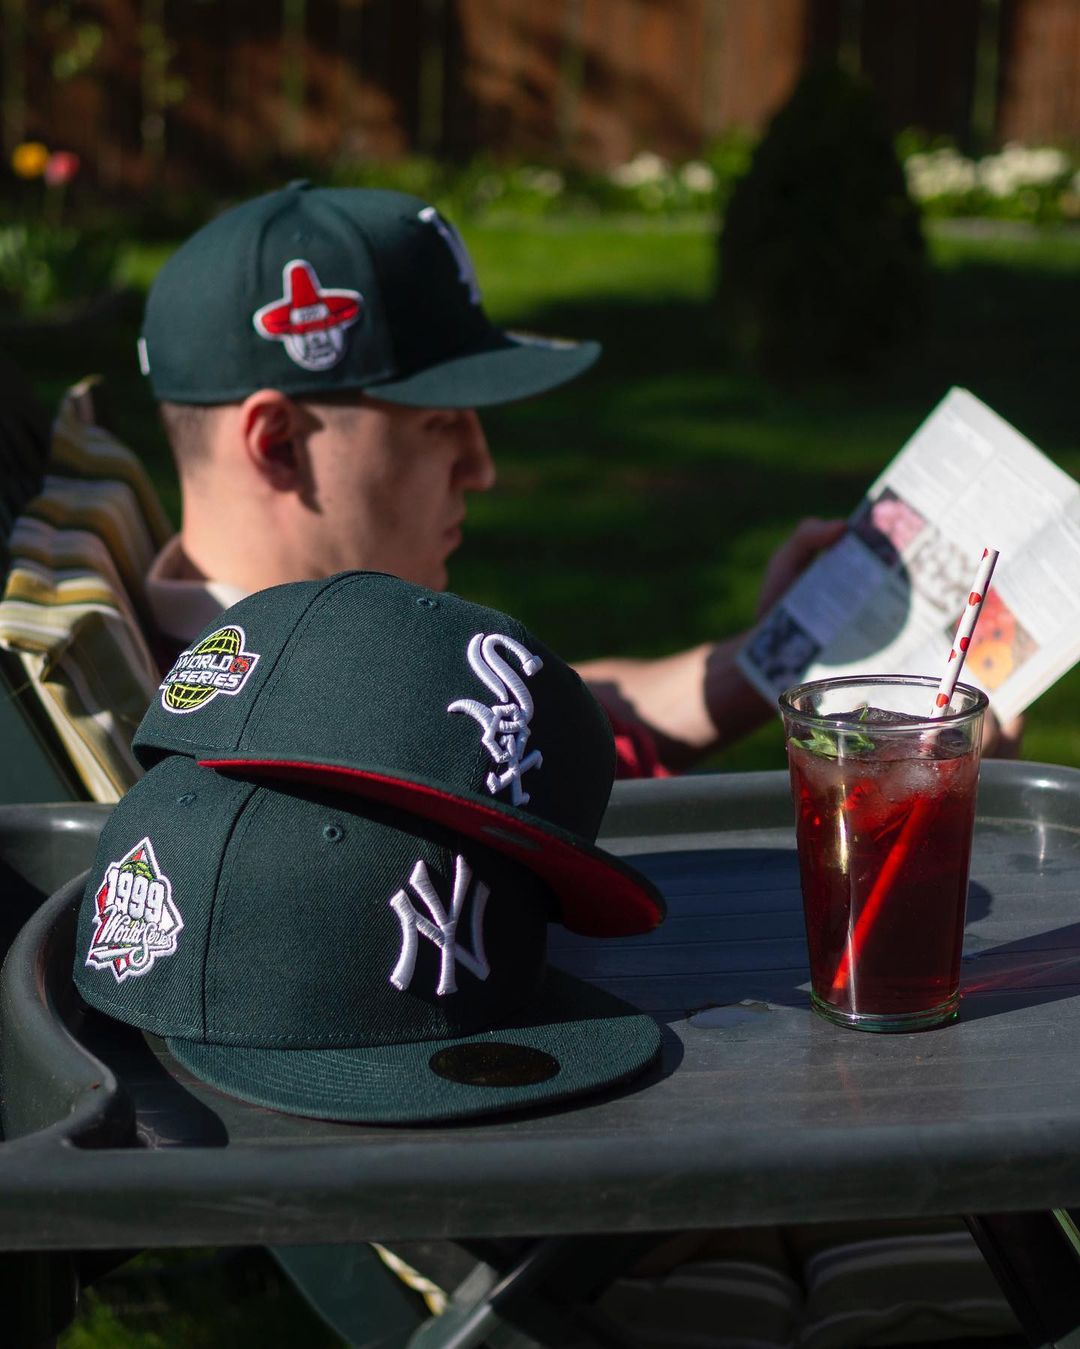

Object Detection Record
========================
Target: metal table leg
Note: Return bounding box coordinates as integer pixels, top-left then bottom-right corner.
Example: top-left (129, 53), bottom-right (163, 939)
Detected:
top-left (967, 1211), bottom-right (1080, 1349)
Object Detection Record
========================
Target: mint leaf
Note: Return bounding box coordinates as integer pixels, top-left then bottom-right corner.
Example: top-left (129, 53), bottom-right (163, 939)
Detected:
top-left (789, 726), bottom-right (875, 758)
top-left (790, 728), bottom-right (841, 758)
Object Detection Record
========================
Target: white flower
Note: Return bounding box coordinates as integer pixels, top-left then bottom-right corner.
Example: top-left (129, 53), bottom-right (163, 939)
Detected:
top-left (977, 143), bottom-right (1071, 196)
top-left (679, 160), bottom-right (716, 193)
top-left (1025, 146), bottom-right (1070, 179)
top-left (904, 148), bottom-right (977, 199)
top-left (977, 157), bottom-right (1016, 198)
top-left (609, 151), bottom-right (669, 188)
top-left (516, 167), bottom-right (564, 197)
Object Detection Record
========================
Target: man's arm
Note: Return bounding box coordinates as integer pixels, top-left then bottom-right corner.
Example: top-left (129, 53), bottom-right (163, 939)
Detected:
top-left (577, 636), bottom-right (769, 772)
top-left (577, 519), bottom-right (846, 772)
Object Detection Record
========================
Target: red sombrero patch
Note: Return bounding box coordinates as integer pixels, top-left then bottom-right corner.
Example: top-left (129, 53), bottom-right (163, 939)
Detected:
top-left (253, 259), bottom-right (362, 372)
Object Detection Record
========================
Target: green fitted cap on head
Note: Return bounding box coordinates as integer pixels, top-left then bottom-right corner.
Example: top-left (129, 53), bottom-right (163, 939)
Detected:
top-left (139, 182), bottom-right (600, 407)
top-left (73, 756), bottom-right (662, 1124)
top-left (132, 571), bottom-right (665, 939)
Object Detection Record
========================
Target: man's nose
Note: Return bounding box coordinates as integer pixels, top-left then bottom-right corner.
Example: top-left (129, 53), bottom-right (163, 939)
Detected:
top-left (456, 410), bottom-right (496, 491)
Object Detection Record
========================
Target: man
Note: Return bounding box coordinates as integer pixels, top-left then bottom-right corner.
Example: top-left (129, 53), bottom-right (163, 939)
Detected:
top-left (140, 179), bottom-right (848, 774)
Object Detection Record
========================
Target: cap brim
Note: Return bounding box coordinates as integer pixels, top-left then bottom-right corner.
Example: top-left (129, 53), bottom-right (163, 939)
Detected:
top-left (362, 332), bottom-right (601, 408)
top-left (199, 757), bottom-right (664, 938)
top-left (165, 967), bottom-right (661, 1124)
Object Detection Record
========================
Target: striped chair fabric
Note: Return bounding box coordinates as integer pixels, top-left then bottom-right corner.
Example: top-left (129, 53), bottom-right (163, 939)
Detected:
top-left (0, 378), bottom-right (170, 802)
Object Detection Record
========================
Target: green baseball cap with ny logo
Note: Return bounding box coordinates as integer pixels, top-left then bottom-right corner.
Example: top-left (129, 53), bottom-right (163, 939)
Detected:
top-left (139, 182), bottom-right (600, 407)
top-left (73, 754), bottom-right (662, 1124)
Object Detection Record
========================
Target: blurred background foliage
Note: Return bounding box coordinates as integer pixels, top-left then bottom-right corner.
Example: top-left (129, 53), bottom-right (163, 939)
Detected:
top-left (4, 123), bottom-right (1080, 316)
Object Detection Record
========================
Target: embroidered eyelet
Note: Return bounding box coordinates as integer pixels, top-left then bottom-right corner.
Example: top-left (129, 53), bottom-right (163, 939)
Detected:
top-left (177, 793), bottom-right (197, 806)
top-left (416, 597), bottom-right (438, 609)
top-left (323, 824), bottom-right (344, 843)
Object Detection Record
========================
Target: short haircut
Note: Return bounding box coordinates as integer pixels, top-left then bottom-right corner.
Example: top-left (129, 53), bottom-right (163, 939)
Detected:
top-left (158, 401), bottom-right (218, 471)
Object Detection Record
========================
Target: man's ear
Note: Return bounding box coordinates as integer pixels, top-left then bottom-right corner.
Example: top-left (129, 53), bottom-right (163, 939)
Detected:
top-left (240, 389), bottom-right (304, 489)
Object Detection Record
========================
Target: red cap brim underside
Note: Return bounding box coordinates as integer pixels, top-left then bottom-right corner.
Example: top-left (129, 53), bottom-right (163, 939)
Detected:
top-left (198, 758), bottom-right (663, 938)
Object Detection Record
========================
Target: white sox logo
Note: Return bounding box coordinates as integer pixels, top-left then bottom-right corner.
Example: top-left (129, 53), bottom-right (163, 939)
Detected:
top-left (419, 206), bottom-right (481, 304)
top-left (448, 633), bottom-right (544, 806)
top-left (86, 838), bottom-right (183, 982)
top-left (389, 855), bottom-right (490, 997)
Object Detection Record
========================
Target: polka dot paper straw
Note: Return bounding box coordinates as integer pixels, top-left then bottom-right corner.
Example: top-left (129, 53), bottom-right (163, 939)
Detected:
top-left (930, 547), bottom-right (1000, 717)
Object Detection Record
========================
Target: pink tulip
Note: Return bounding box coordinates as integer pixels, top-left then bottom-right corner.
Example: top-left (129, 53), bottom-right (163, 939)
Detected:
top-left (44, 151), bottom-right (80, 186)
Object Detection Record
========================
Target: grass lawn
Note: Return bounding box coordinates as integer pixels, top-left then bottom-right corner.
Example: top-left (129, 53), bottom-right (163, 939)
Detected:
top-left (1, 212), bottom-right (1076, 1345)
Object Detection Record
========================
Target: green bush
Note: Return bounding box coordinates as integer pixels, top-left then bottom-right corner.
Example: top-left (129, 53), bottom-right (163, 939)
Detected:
top-left (717, 64), bottom-right (928, 375)
top-left (0, 221), bottom-right (119, 316)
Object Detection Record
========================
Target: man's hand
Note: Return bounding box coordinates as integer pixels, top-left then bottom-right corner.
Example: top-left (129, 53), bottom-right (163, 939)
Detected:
top-left (984, 710), bottom-right (1024, 758)
top-left (755, 517), bottom-right (1025, 760)
top-left (756, 517), bottom-right (847, 618)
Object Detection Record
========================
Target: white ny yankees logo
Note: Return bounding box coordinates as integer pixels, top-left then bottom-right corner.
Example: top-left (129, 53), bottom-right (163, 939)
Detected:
top-left (448, 633), bottom-right (544, 806)
top-left (389, 855), bottom-right (491, 997)
top-left (418, 205), bottom-right (482, 304)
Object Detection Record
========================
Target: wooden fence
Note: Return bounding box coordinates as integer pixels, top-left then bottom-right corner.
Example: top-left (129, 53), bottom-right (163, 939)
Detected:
top-left (1, 0), bottom-right (1078, 191)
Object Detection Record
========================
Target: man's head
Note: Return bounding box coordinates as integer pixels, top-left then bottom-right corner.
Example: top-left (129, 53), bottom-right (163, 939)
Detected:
top-left (158, 390), bottom-right (495, 591)
top-left (142, 183), bottom-right (599, 591)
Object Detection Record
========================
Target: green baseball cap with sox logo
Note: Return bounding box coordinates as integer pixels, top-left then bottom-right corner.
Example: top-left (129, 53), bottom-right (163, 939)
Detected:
top-left (139, 181), bottom-right (600, 407)
top-left (73, 754), bottom-right (662, 1123)
top-left (132, 571), bottom-right (665, 939)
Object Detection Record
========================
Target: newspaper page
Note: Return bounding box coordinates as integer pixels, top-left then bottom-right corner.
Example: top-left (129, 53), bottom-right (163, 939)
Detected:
top-left (737, 387), bottom-right (1080, 723)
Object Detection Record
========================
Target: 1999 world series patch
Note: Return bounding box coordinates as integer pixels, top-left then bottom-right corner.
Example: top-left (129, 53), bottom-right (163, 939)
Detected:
top-left (160, 625), bottom-right (260, 714)
top-left (85, 838), bottom-right (183, 982)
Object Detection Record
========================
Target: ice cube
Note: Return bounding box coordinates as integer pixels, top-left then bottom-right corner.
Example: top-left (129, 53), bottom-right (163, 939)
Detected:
top-left (834, 705), bottom-right (927, 728)
top-left (832, 706), bottom-right (969, 762)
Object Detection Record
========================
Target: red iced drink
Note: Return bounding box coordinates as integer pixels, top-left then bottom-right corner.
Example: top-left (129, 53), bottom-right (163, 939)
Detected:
top-left (780, 677), bottom-right (986, 1031)
top-left (790, 735), bottom-right (979, 1021)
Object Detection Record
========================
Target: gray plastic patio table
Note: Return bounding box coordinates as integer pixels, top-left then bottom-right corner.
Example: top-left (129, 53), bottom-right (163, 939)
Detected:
top-left (2, 760), bottom-right (1080, 1344)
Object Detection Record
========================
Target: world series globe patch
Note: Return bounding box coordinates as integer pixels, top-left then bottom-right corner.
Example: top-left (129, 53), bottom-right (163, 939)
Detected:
top-left (160, 625), bottom-right (261, 714)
